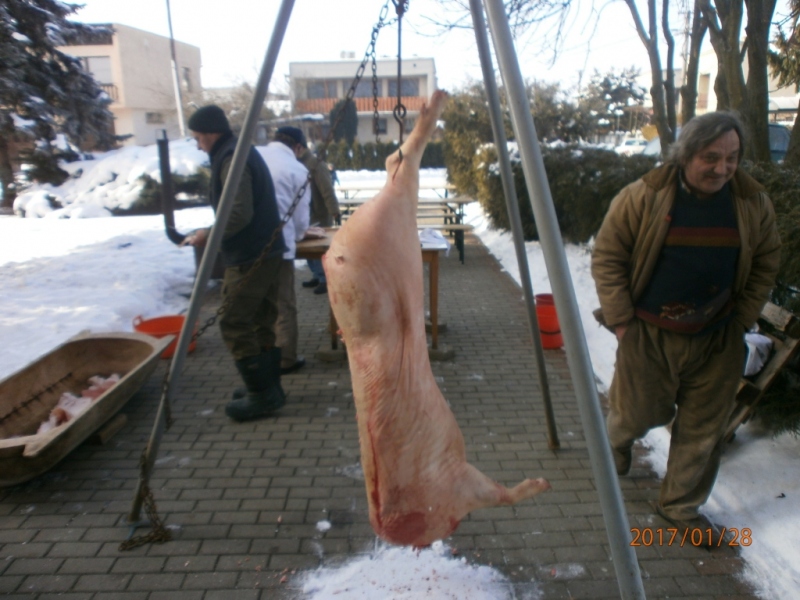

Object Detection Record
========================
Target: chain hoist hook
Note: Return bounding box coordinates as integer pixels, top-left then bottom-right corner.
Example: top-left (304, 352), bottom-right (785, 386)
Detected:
top-left (392, 0), bottom-right (409, 145)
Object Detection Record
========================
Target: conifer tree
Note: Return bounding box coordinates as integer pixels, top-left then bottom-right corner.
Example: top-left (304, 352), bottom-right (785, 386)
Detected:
top-left (0, 0), bottom-right (115, 208)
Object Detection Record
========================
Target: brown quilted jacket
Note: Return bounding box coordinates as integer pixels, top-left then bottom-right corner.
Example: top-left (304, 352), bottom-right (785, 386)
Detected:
top-left (591, 163), bottom-right (781, 331)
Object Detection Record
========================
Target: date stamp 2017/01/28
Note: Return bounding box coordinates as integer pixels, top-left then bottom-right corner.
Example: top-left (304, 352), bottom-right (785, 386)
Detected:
top-left (630, 527), bottom-right (752, 547)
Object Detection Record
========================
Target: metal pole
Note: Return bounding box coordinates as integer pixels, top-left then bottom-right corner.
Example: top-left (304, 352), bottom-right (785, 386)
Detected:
top-left (166, 0), bottom-right (186, 137)
top-left (467, 0), bottom-right (559, 450)
top-left (481, 0), bottom-right (646, 597)
top-left (129, 0), bottom-right (296, 522)
top-left (157, 130), bottom-right (186, 246)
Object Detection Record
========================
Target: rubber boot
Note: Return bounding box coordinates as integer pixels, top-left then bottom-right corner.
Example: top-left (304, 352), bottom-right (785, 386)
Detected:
top-left (225, 348), bottom-right (286, 421)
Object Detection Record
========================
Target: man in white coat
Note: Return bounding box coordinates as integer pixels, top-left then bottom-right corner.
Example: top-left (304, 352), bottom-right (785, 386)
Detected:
top-left (259, 128), bottom-right (311, 375)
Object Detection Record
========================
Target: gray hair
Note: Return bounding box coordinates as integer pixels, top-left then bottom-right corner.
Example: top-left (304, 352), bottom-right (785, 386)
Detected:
top-left (667, 111), bottom-right (746, 166)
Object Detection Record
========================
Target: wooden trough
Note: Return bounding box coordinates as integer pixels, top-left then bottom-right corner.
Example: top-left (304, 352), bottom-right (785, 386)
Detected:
top-left (0, 331), bottom-right (171, 487)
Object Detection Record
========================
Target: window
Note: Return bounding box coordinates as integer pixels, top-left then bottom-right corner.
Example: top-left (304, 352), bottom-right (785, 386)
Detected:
top-left (374, 118), bottom-right (387, 135)
top-left (80, 56), bottom-right (112, 84)
top-left (146, 112), bottom-right (164, 124)
top-left (388, 78), bottom-right (419, 97)
top-left (182, 67), bottom-right (193, 92)
top-left (353, 79), bottom-right (373, 98)
top-left (307, 80), bottom-right (337, 99)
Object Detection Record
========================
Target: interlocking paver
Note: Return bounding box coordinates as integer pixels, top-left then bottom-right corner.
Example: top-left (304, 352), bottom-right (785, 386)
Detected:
top-left (0, 235), bottom-right (761, 598)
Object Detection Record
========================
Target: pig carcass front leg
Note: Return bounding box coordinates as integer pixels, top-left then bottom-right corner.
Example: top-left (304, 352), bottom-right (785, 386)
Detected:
top-left (324, 90), bottom-right (550, 547)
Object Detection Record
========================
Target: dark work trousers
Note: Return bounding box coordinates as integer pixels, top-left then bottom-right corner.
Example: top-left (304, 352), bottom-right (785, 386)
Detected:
top-left (218, 256), bottom-right (282, 361)
top-left (607, 317), bottom-right (746, 520)
top-left (275, 260), bottom-right (299, 369)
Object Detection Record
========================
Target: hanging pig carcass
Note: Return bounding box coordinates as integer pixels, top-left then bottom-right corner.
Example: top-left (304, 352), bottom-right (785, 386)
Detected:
top-left (323, 90), bottom-right (550, 547)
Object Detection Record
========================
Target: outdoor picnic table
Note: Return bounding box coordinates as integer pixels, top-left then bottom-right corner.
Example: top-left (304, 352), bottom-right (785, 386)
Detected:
top-left (335, 181), bottom-right (457, 199)
top-left (295, 228), bottom-right (449, 351)
top-left (333, 196), bottom-right (475, 263)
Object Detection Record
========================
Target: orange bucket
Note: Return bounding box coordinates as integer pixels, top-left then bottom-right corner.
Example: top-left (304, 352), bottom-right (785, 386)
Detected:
top-left (133, 315), bottom-right (197, 359)
top-left (535, 296), bottom-right (563, 349)
top-left (535, 293), bottom-right (555, 306)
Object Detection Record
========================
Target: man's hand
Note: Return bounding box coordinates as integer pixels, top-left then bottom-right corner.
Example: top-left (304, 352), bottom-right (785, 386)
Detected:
top-left (181, 228), bottom-right (209, 247)
top-left (615, 324), bottom-right (628, 342)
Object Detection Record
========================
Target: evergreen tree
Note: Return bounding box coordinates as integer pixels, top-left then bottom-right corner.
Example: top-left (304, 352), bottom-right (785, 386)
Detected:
top-left (328, 98), bottom-right (358, 145)
top-left (0, 0), bottom-right (115, 208)
top-left (579, 68), bottom-right (646, 135)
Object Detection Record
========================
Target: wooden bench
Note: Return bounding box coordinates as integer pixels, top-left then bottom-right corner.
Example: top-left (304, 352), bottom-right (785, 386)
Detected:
top-left (417, 224), bottom-right (474, 264)
top-left (724, 302), bottom-right (800, 441)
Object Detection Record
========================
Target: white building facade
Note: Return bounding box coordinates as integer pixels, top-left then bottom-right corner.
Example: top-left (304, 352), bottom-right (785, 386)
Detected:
top-left (288, 58), bottom-right (437, 144)
top-left (59, 24), bottom-right (202, 146)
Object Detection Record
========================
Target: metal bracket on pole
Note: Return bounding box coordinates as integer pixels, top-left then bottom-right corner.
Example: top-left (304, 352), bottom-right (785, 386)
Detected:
top-left (128, 0), bottom-right (297, 523)
top-left (479, 0), bottom-right (646, 597)
top-left (468, 0), bottom-right (558, 450)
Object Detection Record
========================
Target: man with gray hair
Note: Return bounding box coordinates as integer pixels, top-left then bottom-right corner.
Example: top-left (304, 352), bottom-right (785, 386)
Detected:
top-left (591, 112), bottom-right (780, 545)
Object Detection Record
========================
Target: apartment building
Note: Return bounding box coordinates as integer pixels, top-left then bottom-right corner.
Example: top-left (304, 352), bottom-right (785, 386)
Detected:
top-left (289, 57), bottom-right (437, 143)
top-left (59, 24), bottom-right (202, 146)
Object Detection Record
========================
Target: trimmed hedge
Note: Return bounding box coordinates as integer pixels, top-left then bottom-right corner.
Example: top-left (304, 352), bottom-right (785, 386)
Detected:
top-left (470, 144), bottom-right (658, 243)
top-left (322, 139), bottom-right (445, 171)
top-left (742, 161), bottom-right (800, 437)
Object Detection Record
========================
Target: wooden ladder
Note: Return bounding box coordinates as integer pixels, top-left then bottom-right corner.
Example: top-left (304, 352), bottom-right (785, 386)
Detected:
top-left (724, 302), bottom-right (800, 441)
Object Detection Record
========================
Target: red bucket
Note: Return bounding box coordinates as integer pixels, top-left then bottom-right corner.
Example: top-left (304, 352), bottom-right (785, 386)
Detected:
top-left (133, 315), bottom-right (197, 359)
top-left (535, 296), bottom-right (563, 349)
top-left (535, 293), bottom-right (555, 306)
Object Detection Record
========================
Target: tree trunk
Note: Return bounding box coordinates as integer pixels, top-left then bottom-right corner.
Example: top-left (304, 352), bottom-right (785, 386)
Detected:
top-left (0, 134), bottom-right (16, 210)
top-left (624, 0), bottom-right (676, 156)
top-left (702, 0), bottom-right (754, 156)
top-left (680, 0), bottom-right (709, 124)
top-left (662, 0), bottom-right (679, 131)
top-left (784, 96), bottom-right (800, 166)
top-left (744, 0), bottom-right (778, 163)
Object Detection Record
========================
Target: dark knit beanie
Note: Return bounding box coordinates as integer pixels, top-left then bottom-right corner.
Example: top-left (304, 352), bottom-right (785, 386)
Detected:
top-left (188, 105), bottom-right (231, 134)
top-left (275, 126), bottom-right (306, 147)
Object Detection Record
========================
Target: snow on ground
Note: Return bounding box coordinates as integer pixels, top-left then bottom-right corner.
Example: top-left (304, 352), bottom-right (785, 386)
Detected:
top-left (2, 143), bottom-right (798, 598)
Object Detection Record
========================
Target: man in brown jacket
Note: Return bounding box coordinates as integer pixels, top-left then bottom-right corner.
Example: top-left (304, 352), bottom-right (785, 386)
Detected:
top-left (591, 112), bottom-right (780, 544)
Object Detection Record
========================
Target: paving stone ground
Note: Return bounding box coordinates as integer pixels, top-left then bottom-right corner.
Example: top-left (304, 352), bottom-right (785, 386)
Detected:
top-left (0, 235), bottom-right (760, 599)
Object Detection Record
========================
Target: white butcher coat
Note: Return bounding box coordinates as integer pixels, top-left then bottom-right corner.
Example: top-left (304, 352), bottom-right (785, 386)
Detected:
top-left (257, 142), bottom-right (311, 259)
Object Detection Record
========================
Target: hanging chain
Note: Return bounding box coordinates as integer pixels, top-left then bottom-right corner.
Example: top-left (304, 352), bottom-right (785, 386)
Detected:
top-left (392, 0), bottom-right (409, 145)
top-left (121, 167), bottom-right (311, 552)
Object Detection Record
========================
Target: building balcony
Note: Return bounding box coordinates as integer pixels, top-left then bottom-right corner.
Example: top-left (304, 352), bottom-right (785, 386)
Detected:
top-left (100, 83), bottom-right (119, 103)
top-left (294, 96), bottom-right (427, 115)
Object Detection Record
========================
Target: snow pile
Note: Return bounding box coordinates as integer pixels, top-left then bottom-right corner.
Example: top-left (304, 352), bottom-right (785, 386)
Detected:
top-left (13, 138), bottom-right (207, 219)
top-left (301, 541), bottom-right (522, 600)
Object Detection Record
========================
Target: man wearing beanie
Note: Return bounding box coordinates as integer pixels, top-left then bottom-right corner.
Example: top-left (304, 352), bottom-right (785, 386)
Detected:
top-left (276, 126), bottom-right (340, 296)
top-left (184, 104), bottom-right (288, 422)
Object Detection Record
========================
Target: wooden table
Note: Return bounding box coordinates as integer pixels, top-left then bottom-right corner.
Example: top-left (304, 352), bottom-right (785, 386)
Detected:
top-left (295, 229), bottom-right (448, 350)
top-left (335, 182), bottom-right (456, 200)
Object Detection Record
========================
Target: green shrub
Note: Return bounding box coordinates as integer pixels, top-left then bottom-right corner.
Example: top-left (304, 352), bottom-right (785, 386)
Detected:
top-left (472, 144), bottom-right (657, 243)
top-left (323, 140), bottom-right (445, 171)
top-left (117, 169), bottom-right (210, 216)
top-left (743, 161), bottom-right (800, 437)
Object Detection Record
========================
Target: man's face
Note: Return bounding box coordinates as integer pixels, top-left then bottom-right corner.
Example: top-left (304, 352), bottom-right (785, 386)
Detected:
top-left (683, 129), bottom-right (740, 198)
top-left (191, 131), bottom-right (219, 154)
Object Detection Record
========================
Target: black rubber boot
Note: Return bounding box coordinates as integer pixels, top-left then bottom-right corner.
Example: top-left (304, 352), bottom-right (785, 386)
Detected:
top-left (225, 348), bottom-right (286, 421)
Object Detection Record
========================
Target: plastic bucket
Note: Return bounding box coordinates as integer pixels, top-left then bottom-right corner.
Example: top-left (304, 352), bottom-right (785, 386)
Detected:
top-left (133, 315), bottom-right (197, 359)
top-left (535, 293), bottom-right (555, 306)
top-left (535, 296), bottom-right (563, 349)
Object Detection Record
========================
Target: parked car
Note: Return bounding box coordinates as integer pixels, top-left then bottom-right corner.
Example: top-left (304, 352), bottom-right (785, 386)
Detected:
top-left (643, 123), bottom-right (791, 162)
top-left (615, 138), bottom-right (648, 156)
